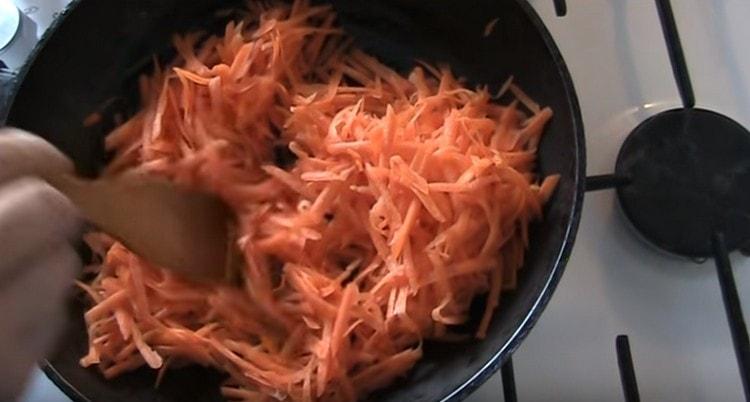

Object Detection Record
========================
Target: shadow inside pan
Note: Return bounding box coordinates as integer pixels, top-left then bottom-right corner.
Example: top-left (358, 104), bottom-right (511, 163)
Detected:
top-left (8, 0), bottom-right (584, 401)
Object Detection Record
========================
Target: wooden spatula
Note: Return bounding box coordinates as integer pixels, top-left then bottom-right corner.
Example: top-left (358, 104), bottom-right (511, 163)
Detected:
top-left (0, 127), bottom-right (240, 283)
top-left (46, 173), bottom-right (242, 284)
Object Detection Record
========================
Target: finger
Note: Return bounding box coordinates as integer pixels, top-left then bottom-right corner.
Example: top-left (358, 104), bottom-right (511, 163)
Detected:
top-left (0, 244), bottom-right (80, 401)
top-left (0, 178), bottom-right (83, 278)
top-left (0, 127), bottom-right (75, 184)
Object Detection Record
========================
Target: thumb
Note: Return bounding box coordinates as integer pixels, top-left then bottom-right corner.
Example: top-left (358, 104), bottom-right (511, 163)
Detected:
top-left (0, 127), bottom-right (75, 183)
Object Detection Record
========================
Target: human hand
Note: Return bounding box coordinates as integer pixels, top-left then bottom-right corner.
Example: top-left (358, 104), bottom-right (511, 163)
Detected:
top-left (0, 128), bottom-right (83, 401)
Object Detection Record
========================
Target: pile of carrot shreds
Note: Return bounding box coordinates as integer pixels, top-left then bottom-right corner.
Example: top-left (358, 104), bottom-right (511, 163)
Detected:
top-left (77, 1), bottom-right (559, 401)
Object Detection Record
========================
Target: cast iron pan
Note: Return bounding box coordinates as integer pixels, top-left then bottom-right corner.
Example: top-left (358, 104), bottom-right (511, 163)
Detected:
top-left (0, 0), bottom-right (585, 401)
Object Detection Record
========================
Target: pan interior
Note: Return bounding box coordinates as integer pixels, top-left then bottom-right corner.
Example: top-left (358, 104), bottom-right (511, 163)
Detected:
top-left (7, 1), bottom-right (584, 401)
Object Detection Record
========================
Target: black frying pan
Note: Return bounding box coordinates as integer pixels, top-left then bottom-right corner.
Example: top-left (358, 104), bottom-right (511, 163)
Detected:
top-left (0, 0), bottom-right (585, 401)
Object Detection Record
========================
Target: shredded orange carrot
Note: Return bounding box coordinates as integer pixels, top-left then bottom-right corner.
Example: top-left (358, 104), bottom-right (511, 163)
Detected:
top-left (483, 17), bottom-right (500, 37)
top-left (82, 112), bottom-right (103, 128)
top-left (79, 2), bottom-right (558, 401)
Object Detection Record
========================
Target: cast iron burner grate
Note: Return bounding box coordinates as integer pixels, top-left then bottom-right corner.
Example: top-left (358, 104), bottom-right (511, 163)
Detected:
top-left (503, 1), bottom-right (750, 401)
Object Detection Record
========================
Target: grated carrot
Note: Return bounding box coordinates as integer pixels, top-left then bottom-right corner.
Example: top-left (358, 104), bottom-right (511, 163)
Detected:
top-left (79, 1), bottom-right (558, 401)
top-left (483, 17), bottom-right (500, 37)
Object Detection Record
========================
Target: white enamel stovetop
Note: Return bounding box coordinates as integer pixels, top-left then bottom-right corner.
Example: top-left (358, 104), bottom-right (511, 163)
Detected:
top-left (11, 1), bottom-right (750, 401)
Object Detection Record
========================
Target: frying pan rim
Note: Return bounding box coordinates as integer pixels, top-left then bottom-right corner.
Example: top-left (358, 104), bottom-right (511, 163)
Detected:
top-left (2, 0), bottom-right (82, 122)
top-left (9, 0), bottom-right (586, 400)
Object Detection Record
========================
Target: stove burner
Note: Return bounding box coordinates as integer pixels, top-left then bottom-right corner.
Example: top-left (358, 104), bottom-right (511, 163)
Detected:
top-left (611, 0), bottom-right (750, 399)
top-left (501, 1), bottom-right (750, 400)
top-left (615, 108), bottom-right (750, 257)
top-left (572, 1), bottom-right (750, 400)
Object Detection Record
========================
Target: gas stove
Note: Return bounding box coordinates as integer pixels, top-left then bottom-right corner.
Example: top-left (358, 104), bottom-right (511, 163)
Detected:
top-left (11, 1), bottom-right (750, 401)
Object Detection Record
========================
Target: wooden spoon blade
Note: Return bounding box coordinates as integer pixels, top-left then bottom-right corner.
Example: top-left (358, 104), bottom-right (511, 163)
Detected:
top-left (51, 174), bottom-right (241, 283)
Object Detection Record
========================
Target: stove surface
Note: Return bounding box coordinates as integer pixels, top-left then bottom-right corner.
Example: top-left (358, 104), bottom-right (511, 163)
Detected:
top-left (14, 1), bottom-right (750, 401)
